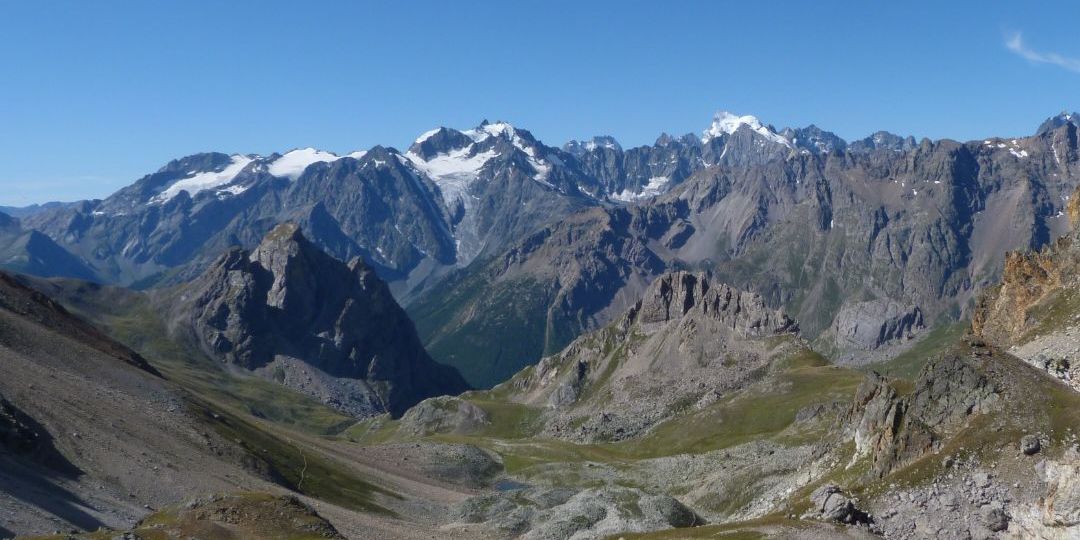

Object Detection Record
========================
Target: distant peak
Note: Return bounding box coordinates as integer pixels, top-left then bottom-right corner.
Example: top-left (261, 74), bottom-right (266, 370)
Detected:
top-left (1036, 110), bottom-right (1080, 136)
top-left (702, 111), bottom-right (790, 147)
top-left (563, 135), bottom-right (622, 155)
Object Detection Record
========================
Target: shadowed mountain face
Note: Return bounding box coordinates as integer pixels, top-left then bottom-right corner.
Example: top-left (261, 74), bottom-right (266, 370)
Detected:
top-left (172, 222), bottom-right (469, 417)
top-left (0, 211), bottom-right (96, 282)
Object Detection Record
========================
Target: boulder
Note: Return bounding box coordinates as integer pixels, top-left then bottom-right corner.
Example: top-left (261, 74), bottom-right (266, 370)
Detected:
top-left (984, 507), bottom-right (1009, 532)
top-left (1021, 434), bottom-right (1042, 456)
top-left (810, 484), bottom-right (871, 525)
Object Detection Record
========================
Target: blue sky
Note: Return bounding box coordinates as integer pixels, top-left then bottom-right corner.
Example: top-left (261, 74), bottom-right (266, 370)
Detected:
top-left (1, 1), bottom-right (1079, 206)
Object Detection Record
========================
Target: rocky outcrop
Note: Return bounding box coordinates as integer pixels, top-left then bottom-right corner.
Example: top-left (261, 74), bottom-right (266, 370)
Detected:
top-left (972, 184), bottom-right (1080, 390)
top-left (1040, 449), bottom-right (1080, 528)
top-left (397, 396), bottom-right (490, 436)
top-left (174, 223), bottom-right (468, 417)
top-left (846, 351), bottom-right (997, 478)
top-left (972, 248), bottom-right (1063, 345)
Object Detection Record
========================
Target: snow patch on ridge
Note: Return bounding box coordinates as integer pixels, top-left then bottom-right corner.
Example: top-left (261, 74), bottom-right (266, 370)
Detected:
top-left (611, 176), bottom-right (670, 202)
top-left (152, 155), bottom-right (254, 203)
top-left (413, 128), bottom-right (441, 145)
top-left (405, 147), bottom-right (498, 204)
top-left (267, 148), bottom-right (345, 180)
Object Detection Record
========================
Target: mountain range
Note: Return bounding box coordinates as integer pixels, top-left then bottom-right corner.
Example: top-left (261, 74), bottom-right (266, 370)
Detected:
top-left (5, 111), bottom-right (1080, 389)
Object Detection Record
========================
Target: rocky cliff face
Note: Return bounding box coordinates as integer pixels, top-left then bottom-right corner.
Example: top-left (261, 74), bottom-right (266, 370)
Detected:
top-left (174, 223), bottom-right (468, 417)
top-left (840, 335), bottom-right (1080, 539)
top-left (633, 271), bottom-right (797, 334)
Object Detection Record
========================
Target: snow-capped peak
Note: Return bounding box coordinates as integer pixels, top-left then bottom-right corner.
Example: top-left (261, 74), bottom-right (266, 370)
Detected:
top-left (267, 148), bottom-right (348, 180)
top-left (404, 120), bottom-right (554, 204)
top-left (702, 111), bottom-right (791, 147)
top-left (463, 120), bottom-right (519, 142)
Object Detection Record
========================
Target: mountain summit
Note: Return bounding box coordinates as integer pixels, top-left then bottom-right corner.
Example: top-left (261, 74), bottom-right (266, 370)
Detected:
top-left (172, 222), bottom-right (468, 417)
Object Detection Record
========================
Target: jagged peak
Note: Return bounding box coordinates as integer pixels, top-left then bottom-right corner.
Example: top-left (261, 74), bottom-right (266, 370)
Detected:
top-left (464, 120), bottom-right (526, 142)
top-left (781, 124), bottom-right (848, 154)
top-left (654, 132), bottom-right (698, 147)
top-left (407, 127), bottom-right (475, 160)
top-left (848, 130), bottom-right (918, 153)
top-left (635, 271), bottom-right (798, 335)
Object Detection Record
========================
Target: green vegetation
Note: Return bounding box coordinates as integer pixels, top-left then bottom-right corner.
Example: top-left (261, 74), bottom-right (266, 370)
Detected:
top-left (865, 321), bottom-right (968, 381)
top-left (349, 342), bottom-right (865, 485)
top-left (411, 271), bottom-right (555, 388)
top-left (619, 362), bottom-right (861, 459)
top-left (190, 399), bottom-right (398, 515)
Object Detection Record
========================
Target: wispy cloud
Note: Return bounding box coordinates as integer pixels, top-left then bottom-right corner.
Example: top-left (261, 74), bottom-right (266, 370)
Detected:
top-left (1006, 32), bottom-right (1080, 73)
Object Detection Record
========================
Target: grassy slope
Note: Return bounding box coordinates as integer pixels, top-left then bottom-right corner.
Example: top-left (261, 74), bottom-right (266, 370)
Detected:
top-left (862, 321), bottom-right (969, 381)
top-left (31, 281), bottom-right (401, 516)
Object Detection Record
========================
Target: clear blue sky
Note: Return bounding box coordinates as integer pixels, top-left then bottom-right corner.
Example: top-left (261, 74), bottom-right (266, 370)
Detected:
top-left (1, 1), bottom-right (1078, 206)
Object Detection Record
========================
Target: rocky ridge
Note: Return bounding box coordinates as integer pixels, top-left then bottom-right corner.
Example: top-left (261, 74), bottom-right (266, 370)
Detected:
top-left (505, 271), bottom-right (798, 443)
